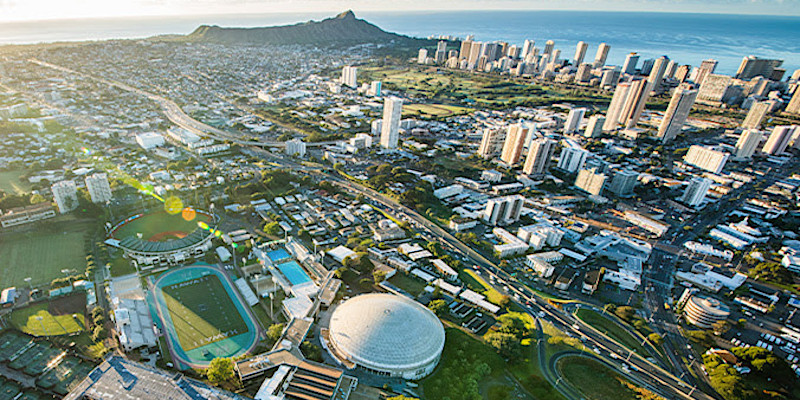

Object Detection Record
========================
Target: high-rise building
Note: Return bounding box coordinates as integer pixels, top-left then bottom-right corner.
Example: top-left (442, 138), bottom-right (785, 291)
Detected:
top-left (556, 147), bottom-right (589, 173)
top-left (341, 66), bottom-right (357, 88)
top-left (664, 60), bottom-right (678, 80)
top-left (543, 40), bottom-right (555, 56)
top-left (695, 59), bottom-right (718, 85)
top-left (478, 128), bottom-right (506, 159)
top-left (285, 139), bottom-right (306, 157)
top-left (468, 41), bottom-right (483, 69)
top-left (521, 39), bottom-right (535, 59)
top-left (522, 138), bottom-right (556, 175)
top-left (379, 96), bottom-right (403, 149)
top-left (734, 129), bottom-right (762, 159)
top-left (622, 52), bottom-right (639, 75)
top-left (680, 177), bottom-right (712, 207)
top-left (606, 170), bottom-right (639, 198)
top-left (600, 68), bottom-right (620, 89)
top-left (762, 125), bottom-right (796, 155)
top-left (604, 81), bottom-right (632, 131)
top-left (648, 56), bottom-right (670, 93)
top-left (684, 145), bottom-right (730, 174)
top-left (564, 108), bottom-right (586, 133)
top-left (482, 195), bottom-right (525, 226)
top-left (573, 41), bottom-right (588, 65)
top-left (459, 40), bottom-right (473, 60)
top-left (369, 81), bottom-right (382, 97)
top-left (417, 48), bottom-right (428, 64)
top-left (640, 59), bottom-right (655, 75)
top-left (437, 40), bottom-right (447, 53)
top-left (584, 115), bottom-right (605, 138)
top-left (575, 63), bottom-right (593, 83)
top-left (675, 65), bottom-right (692, 82)
top-left (741, 100), bottom-right (771, 130)
top-left (85, 173), bottom-right (112, 204)
top-left (500, 124), bottom-right (529, 165)
top-left (657, 85), bottom-right (698, 142)
top-left (618, 78), bottom-right (650, 128)
top-left (697, 74), bottom-right (733, 103)
top-left (735, 56), bottom-right (783, 80)
top-left (574, 168), bottom-right (607, 196)
top-left (785, 88), bottom-right (800, 115)
top-left (51, 180), bottom-right (78, 214)
top-left (593, 43), bottom-right (610, 68)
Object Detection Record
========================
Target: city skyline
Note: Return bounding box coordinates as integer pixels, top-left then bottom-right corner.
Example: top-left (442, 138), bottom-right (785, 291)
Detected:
top-left (1, 0), bottom-right (800, 22)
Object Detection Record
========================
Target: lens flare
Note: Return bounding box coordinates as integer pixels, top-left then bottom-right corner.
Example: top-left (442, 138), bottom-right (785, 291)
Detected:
top-left (164, 196), bottom-right (183, 215)
top-left (182, 207), bottom-right (197, 221)
top-left (198, 221), bottom-right (210, 230)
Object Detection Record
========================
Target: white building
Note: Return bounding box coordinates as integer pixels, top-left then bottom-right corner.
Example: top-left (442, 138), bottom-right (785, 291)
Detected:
top-left (684, 241), bottom-right (733, 261)
top-left (481, 170), bottom-right (503, 182)
top-left (684, 145), bottom-right (729, 174)
top-left (285, 139), bottom-right (306, 157)
top-left (478, 128), bottom-right (506, 159)
top-left (51, 180), bottom-right (78, 214)
top-left (135, 132), bottom-right (165, 149)
top-left (574, 168), bottom-right (606, 196)
top-left (482, 195), bottom-right (525, 226)
top-left (564, 108), bottom-right (586, 133)
top-left (85, 173), bottom-right (112, 203)
top-left (517, 224), bottom-right (564, 250)
top-left (433, 184), bottom-right (464, 200)
top-left (680, 177), bottom-right (712, 207)
top-left (556, 147), bottom-right (589, 173)
top-left (657, 85), bottom-right (698, 142)
top-left (734, 129), bottom-right (762, 159)
top-left (341, 66), bottom-right (358, 88)
top-left (623, 211), bottom-right (669, 237)
top-left (350, 133), bottom-right (373, 149)
top-left (380, 97), bottom-right (403, 149)
top-left (762, 125), bottom-right (796, 155)
top-left (492, 227), bottom-right (529, 258)
top-left (522, 138), bottom-right (556, 175)
top-left (584, 115), bottom-right (605, 138)
top-left (417, 48), bottom-right (428, 64)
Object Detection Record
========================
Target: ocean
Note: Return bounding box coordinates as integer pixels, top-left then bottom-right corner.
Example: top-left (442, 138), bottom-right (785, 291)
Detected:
top-left (0, 10), bottom-right (798, 75)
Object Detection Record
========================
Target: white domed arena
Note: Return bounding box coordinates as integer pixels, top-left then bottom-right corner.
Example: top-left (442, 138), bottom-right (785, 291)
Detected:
top-left (326, 293), bottom-right (445, 380)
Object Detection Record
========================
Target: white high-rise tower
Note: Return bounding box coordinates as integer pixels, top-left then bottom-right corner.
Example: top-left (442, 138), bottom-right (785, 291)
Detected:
top-left (379, 96), bottom-right (403, 149)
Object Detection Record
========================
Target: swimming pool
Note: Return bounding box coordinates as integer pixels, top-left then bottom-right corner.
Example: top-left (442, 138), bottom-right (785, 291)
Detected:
top-left (267, 248), bottom-right (291, 263)
top-left (276, 261), bottom-right (312, 286)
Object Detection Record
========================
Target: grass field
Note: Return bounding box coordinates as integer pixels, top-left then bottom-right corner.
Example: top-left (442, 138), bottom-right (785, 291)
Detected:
top-left (162, 274), bottom-right (247, 351)
top-left (575, 308), bottom-right (648, 357)
top-left (558, 357), bottom-right (652, 400)
top-left (112, 210), bottom-right (212, 241)
top-left (0, 170), bottom-right (31, 195)
top-left (0, 227), bottom-right (87, 288)
top-left (387, 272), bottom-right (428, 296)
top-left (403, 103), bottom-right (473, 118)
top-left (9, 302), bottom-right (86, 336)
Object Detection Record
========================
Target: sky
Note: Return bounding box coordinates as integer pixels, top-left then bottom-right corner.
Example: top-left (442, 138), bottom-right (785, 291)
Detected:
top-left (0, 0), bottom-right (798, 22)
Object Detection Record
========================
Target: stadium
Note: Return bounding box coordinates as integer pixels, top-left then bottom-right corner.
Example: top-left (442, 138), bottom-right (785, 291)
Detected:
top-left (105, 209), bottom-right (218, 268)
top-left (323, 293), bottom-right (445, 380)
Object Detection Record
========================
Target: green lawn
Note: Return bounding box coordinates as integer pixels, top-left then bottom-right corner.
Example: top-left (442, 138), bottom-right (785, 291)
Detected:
top-left (575, 308), bottom-right (648, 357)
top-left (109, 254), bottom-right (137, 277)
top-left (0, 170), bottom-right (31, 195)
top-left (161, 274), bottom-right (247, 351)
top-left (387, 272), bottom-right (428, 296)
top-left (9, 302), bottom-right (86, 336)
top-left (0, 227), bottom-right (88, 288)
top-left (558, 357), bottom-right (656, 400)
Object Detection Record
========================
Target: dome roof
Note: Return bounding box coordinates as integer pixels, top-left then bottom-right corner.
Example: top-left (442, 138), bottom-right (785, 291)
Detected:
top-left (328, 293), bottom-right (445, 371)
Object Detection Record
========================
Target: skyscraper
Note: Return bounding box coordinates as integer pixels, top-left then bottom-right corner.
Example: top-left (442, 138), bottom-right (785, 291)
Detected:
top-left (575, 64), bottom-right (593, 83)
top-left (459, 39), bottom-right (472, 60)
top-left (543, 40), bottom-right (555, 56)
top-left (468, 41), bottom-right (483, 69)
top-left (622, 52), bottom-right (639, 75)
top-left (522, 138), bottom-right (555, 175)
top-left (785, 88), bottom-right (800, 115)
top-left (379, 96), bottom-right (403, 149)
top-left (500, 124), bottom-right (529, 165)
top-left (680, 177), bottom-right (712, 207)
top-left (762, 125), bottom-right (796, 155)
top-left (341, 66), bottom-right (357, 88)
top-left (664, 60), bottom-right (678, 80)
top-left (734, 129), bottom-right (762, 159)
top-left (606, 170), bottom-right (639, 198)
top-left (741, 101), bottom-right (771, 130)
top-left (51, 180), bottom-right (78, 214)
top-left (675, 65), bottom-right (692, 83)
top-left (417, 48), bottom-right (428, 64)
top-left (564, 108), bottom-right (586, 133)
top-left (648, 56), bottom-right (670, 93)
top-left (575, 168), bottom-right (607, 196)
top-left (603, 81), bottom-right (632, 131)
top-left (584, 115), bottom-right (605, 138)
top-left (593, 43), bottom-right (610, 68)
top-left (573, 41), bottom-right (588, 65)
top-left (478, 128), bottom-right (506, 159)
top-left (735, 56), bottom-right (783, 80)
top-left (85, 173), bottom-right (112, 204)
top-left (695, 59), bottom-right (718, 85)
top-left (619, 78), bottom-right (650, 128)
top-left (657, 85), bottom-right (698, 142)
top-left (483, 195), bottom-right (525, 226)
top-left (556, 147), bottom-right (589, 173)
top-left (600, 68), bottom-right (620, 89)
top-left (521, 39), bottom-right (535, 59)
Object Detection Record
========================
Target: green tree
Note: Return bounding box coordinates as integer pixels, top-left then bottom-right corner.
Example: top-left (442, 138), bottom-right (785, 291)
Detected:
top-left (428, 299), bottom-right (448, 317)
top-left (485, 331), bottom-right (521, 361)
top-left (372, 269), bottom-right (387, 284)
top-left (648, 333), bottom-right (664, 346)
top-left (267, 323), bottom-right (285, 343)
top-left (206, 358), bottom-right (234, 385)
top-left (300, 341), bottom-right (323, 362)
top-left (614, 305), bottom-right (635, 322)
top-left (263, 221), bottom-right (282, 236)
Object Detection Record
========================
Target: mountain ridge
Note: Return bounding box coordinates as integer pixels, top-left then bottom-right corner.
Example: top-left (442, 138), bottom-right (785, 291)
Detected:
top-left (187, 10), bottom-right (421, 46)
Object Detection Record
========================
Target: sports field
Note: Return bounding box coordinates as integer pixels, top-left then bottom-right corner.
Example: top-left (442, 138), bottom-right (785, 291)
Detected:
top-left (9, 302), bottom-right (86, 336)
top-left (162, 274), bottom-right (247, 351)
top-left (0, 170), bottom-right (32, 195)
top-left (112, 210), bottom-right (212, 241)
top-left (0, 228), bottom-right (87, 288)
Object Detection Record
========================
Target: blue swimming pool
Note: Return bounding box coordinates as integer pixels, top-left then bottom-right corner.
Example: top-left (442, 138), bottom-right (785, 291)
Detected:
top-left (276, 261), bottom-right (312, 286)
top-left (267, 248), bottom-right (291, 263)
